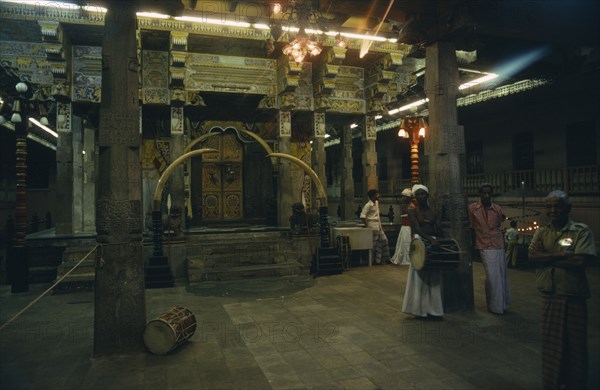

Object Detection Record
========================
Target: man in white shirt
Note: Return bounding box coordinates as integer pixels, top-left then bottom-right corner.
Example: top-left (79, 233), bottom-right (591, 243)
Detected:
top-left (360, 189), bottom-right (390, 264)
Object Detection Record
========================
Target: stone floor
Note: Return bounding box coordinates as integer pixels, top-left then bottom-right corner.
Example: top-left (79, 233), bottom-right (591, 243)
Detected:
top-left (1, 262), bottom-right (598, 390)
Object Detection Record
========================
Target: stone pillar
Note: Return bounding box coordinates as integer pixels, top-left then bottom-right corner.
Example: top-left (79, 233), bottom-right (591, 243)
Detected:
top-left (424, 41), bottom-right (473, 311)
top-left (277, 110), bottom-right (292, 227)
top-left (94, 2), bottom-right (146, 356)
top-left (340, 124), bottom-right (355, 220)
top-left (312, 112), bottom-right (327, 208)
top-left (54, 101), bottom-right (73, 235)
top-left (362, 115), bottom-right (378, 192)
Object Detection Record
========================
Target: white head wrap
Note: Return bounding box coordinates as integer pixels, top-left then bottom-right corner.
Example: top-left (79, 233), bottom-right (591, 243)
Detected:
top-left (401, 188), bottom-right (412, 197)
top-left (411, 184), bottom-right (429, 194)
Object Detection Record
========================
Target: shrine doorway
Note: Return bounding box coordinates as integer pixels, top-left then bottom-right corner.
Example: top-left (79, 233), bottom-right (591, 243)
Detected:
top-left (200, 129), bottom-right (244, 220)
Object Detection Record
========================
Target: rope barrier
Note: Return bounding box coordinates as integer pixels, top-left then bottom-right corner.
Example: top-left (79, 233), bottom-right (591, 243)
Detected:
top-left (0, 244), bottom-right (100, 332)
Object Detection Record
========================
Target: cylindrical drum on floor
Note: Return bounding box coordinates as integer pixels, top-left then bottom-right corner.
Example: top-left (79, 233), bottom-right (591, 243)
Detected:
top-left (143, 306), bottom-right (197, 355)
top-left (410, 238), bottom-right (461, 270)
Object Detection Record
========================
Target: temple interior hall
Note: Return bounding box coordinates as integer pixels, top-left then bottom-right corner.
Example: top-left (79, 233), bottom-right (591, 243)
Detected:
top-left (0, 1), bottom-right (599, 389)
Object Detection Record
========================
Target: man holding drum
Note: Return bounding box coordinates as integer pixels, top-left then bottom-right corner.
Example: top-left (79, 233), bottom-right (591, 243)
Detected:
top-left (468, 183), bottom-right (511, 315)
top-left (402, 184), bottom-right (444, 318)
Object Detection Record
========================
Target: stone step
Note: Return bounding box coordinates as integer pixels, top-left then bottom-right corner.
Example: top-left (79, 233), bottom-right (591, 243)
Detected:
top-left (187, 253), bottom-right (286, 269)
top-left (62, 245), bottom-right (98, 262)
top-left (188, 261), bottom-right (304, 282)
top-left (52, 274), bottom-right (95, 294)
top-left (185, 230), bottom-right (286, 242)
top-left (185, 242), bottom-right (282, 258)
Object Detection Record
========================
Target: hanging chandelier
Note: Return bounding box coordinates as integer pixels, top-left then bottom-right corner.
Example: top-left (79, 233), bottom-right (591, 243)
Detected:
top-left (277, 1), bottom-right (323, 63)
top-left (282, 27), bottom-right (322, 63)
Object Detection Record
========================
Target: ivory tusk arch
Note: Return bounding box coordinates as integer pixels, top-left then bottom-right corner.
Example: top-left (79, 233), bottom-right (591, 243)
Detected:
top-left (154, 148), bottom-right (218, 210)
top-left (267, 153), bottom-right (328, 207)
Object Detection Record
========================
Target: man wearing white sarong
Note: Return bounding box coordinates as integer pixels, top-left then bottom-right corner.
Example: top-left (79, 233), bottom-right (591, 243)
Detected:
top-left (402, 185), bottom-right (444, 318)
top-left (468, 183), bottom-right (511, 314)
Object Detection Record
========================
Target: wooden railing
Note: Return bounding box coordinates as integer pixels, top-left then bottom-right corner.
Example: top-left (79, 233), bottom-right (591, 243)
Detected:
top-left (461, 166), bottom-right (599, 196)
top-left (328, 166), bottom-right (599, 198)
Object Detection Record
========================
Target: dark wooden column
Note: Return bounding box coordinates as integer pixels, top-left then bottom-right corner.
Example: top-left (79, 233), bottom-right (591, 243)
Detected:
top-left (340, 124), bottom-right (355, 220)
top-left (94, 1), bottom-right (146, 355)
top-left (424, 41), bottom-right (474, 311)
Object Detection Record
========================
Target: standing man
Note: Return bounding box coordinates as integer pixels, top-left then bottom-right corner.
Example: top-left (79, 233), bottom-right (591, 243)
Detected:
top-left (528, 190), bottom-right (596, 390)
top-left (391, 188), bottom-right (413, 265)
top-left (402, 184), bottom-right (444, 318)
top-left (360, 189), bottom-right (390, 264)
top-left (468, 183), bottom-right (511, 314)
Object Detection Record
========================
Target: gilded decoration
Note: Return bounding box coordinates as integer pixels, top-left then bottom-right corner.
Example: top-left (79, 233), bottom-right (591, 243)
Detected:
top-left (367, 99), bottom-right (386, 115)
top-left (0, 41), bottom-right (53, 85)
top-left (185, 53), bottom-right (276, 95)
top-left (382, 52), bottom-right (404, 70)
top-left (258, 95), bottom-right (277, 110)
top-left (296, 63), bottom-right (312, 96)
top-left (171, 51), bottom-right (187, 66)
top-left (279, 111), bottom-right (291, 137)
top-left (315, 95), bottom-right (330, 112)
top-left (314, 112), bottom-right (326, 138)
top-left (51, 83), bottom-right (69, 98)
top-left (141, 140), bottom-right (170, 179)
top-left (142, 50), bottom-right (170, 104)
top-left (56, 102), bottom-right (71, 132)
top-left (202, 166), bottom-right (221, 192)
top-left (331, 66), bottom-right (364, 99)
top-left (37, 20), bottom-right (61, 40)
top-left (328, 98), bottom-right (366, 114)
top-left (202, 136), bottom-right (221, 162)
top-left (171, 88), bottom-right (186, 105)
top-left (295, 96), bottom-right (313, 111)
top-left (223, 193), bottom-right (242, 220)
top-left (72, 46), bottom-right (101, 103)
top-left (202, 192), bottom-right (220, 219)
top-left (170, 31), bottom-right (188, 51)
top-left (1, 3), bottom-right (410, 55)
top-left (200, 131), bottom-right (244, 220)
top-left (291, 142), bottom-right (312, 209)
top-left (279, 92), bottom-right (296, 111)
top-left (222, 133), bottom-right (243, 162)
top-left (171, 107), bottom-right (184, 134)
top-left (312, 64), bottom-right (366, 113)
top-left (364, 116), bottom-right (377, 140)
top-left (186, 91), bottom-right (206, 106)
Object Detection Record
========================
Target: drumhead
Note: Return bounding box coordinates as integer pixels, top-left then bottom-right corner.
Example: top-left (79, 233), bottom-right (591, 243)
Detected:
top-left (409, 238), bottom-right (426, 270)
top-left (143, 319), bottom-right (176, 355)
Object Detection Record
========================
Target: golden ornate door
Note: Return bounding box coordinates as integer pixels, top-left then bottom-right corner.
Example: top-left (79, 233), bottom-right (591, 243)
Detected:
top-left (201, 132), bottom-right (243, 220)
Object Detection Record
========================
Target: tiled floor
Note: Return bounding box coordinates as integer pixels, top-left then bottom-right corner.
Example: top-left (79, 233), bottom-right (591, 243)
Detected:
top-left (1, 262), bottom-right (598, 390)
